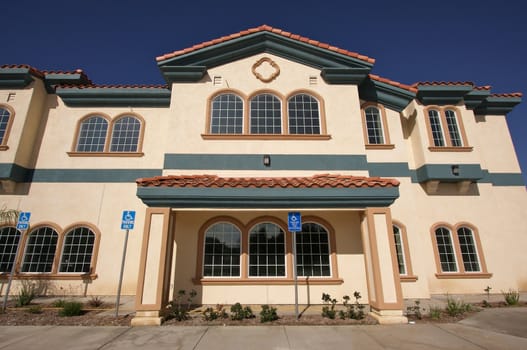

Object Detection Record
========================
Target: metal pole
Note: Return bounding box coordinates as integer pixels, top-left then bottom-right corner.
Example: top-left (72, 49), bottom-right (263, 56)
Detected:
top-left (292, 230), bottom-right (299, 319)
top-left (2, 230), bottom-right (24, 312)
top-left (115, 229), bottom-right (130, 317)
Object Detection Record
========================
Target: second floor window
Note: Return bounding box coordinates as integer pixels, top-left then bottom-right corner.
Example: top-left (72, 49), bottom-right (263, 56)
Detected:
top-left (425, 107), bottom-right (469, 150)
top-left (210, 93), bottom-right (243, 134)
top-left (250, 93), bottom-right (282, 134)
top-left (0, 106), bottom-right (14, 149)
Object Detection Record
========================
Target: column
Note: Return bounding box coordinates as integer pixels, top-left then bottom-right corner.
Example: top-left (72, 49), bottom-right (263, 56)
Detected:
top-left (361, 207), bottom-right (407, 324)
top-left (131, 207), bottom-right (174, 326)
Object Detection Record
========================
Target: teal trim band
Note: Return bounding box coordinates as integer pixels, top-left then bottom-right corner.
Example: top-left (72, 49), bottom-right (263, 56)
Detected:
top-left (368, 162), bottom-right (417, 181)
top-left (416, 85), bottom-right (473, 105)
top-left (321, 68), bottom-right (370, 84)
top-left (164, 154), bottom-right (368, 170)
top-left (473, 96), bottom-right (522, 115)
top-left (137, 186), bottom-right (399, 208)
top-left (479, 171), bottom-right (525, 186)
top-left (159, 66), bottom-right (207, 84)
top-left (56, 87), bottom-right (171, 107)
top-left (359, 78), bottom-right (415, 112)
top-left (0, 163), bottom-right (32, 182)
top-left (0, 67), bottom-right (35, 88)
top-left (415, 164), bottom-right (484, 183)
top-left (30, 169), bottom-right (162, 182)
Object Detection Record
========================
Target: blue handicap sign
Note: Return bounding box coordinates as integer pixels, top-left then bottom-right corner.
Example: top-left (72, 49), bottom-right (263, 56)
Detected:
top-left (121, 210), bottom-right (136, 230)
top-left (288, 212), bottom-right (302, 232)
top-left (16, 212), bottom-right (31, 230)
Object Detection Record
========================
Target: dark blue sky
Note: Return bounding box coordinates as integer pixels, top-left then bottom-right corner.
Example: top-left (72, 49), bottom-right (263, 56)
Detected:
top-left (4, 0), bottom-right (526, 182)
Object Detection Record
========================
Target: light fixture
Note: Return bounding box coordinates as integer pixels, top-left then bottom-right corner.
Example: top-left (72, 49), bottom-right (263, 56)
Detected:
top-left (451, 165), bottom-right (460, 176)
top-left (263, 155), bottom-right (271, 167)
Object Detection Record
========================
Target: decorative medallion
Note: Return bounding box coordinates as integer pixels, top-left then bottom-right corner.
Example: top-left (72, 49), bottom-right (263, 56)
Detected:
top-left (252, 57), bottom-right (280, 83)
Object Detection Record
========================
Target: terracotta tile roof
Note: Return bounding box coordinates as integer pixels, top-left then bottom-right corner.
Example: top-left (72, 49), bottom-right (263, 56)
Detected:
top-left (474, 85), bottom-right (492, 91)
top-left (156, 24), bottom-right (375, 64)
top-left (2, 64), bottom-right (92, 83)
top-left (489, 92), bottom-right (523, 98)
top-left (1, 64), bottom-right (45, 78)
top-left (369, 74), bottom-right (417, 93)
top-left (136, 174), bottom-right (399, 189)
top-left (412, 81), bottom-right (474, 88)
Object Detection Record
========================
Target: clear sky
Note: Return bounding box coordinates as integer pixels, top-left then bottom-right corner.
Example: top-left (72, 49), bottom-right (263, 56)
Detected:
top-left (4, 0), bottom-right (526, 182)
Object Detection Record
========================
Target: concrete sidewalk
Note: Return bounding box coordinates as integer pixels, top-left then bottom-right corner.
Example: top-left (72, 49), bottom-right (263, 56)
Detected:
top-left (1, 307), bottom-right (526, 350)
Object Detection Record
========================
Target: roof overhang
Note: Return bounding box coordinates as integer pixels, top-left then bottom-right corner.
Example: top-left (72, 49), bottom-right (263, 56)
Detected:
top-left (55, 87), bottom-right (171, 107)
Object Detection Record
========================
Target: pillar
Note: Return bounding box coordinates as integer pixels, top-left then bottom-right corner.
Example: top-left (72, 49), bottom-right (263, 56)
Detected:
top-left (361, 207), bottom-right (407, 324)
top-left (131, 207), bottom-right (174, 326)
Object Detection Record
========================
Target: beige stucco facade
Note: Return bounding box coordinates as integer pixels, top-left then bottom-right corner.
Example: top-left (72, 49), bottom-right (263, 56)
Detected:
top-left (1, 26), bottom-right (526, 325)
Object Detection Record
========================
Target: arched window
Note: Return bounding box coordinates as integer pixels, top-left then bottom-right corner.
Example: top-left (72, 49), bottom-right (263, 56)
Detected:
top-left (288, 94), bottom-right (320, 134)
top-left (203, 222), bottom-right (241, 277)
top-left (76, 116), bottom-right (109, 152)
top-left (434, 226), bottom-right (457, 272)
top-left (210, 93), bottom-right (243, 134)
top-left (457, 226), bottom-right (480, 272)
top-left (364, 106), bottom-right (385, 144)
top-left (296, 222), bottom-right (331, 277)
top-left (0, 107), bottom-right (13, 147)
top-left (0, 227), bottom-right (21, 272)
top-left (445, 109), bottom-right (463, 147)
top-left (250, 93), bottom-right (281, 134)
top-left (59, 226), bottom-right (96, 273)
top-left (428, 109), bottom-right (445, 147)
top-left (110, 116), bottom-right (142, 152)
top-left (425, 107), bottom-right (469, 149)
top-left (393, 225), bottom-right (407, 275)
top-left (248, 222), bottom-right (286, 277)
top-left (21, 226), bottom-right (59, 273)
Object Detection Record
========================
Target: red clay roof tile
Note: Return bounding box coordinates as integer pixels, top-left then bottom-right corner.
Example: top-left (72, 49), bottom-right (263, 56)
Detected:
top-left (412, 81), bottom-right (474, 87)
top-left (369, 74), bottom-right (417, 93)
top-left (136, 174), bottom-right (400, 189)
top-left (489, 92), bottom-right (522, 98)
top-left (156, 24), bottom-right (376, 64)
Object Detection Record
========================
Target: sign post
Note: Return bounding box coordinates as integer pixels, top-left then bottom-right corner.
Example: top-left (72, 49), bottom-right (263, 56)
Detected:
top-left (2, 212), bottom-right (30, 312)
top-left (115, 210), bottom-right (135, 317)
top-left (288, 212), bottom-right (302, 320)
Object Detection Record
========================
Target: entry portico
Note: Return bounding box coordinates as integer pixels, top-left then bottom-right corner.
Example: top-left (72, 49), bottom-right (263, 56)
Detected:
top-left (132, 174), bottom-right (406, 325)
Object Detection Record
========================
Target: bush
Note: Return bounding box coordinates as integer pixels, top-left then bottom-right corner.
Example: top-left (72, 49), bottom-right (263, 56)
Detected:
top-left (260, 304), bottom-right (278, 323)
top-left (445, 296), bottom-right (471, 317)
top-left (52, 299), bottom-right (67, 308)
top-left (59, 301), bottom-right (83, 317)
top-left (502, 289), bottom-right (520, 305)
top-left (321, 293), bottom-right (337, 319)
top-left (339, 292), bottom-right (366, 320)
top-left (87, 296), bottom-right (104, 308)
top-left (27, 305), bottom-right (43, 314)
top-left (166, 289), bottom-right (197, 321)
top-left (406, 300), bottom-right (423, 320)
top-left (202, 305), bottom-right (228, 321)
top-left (230, 303), bottom-right (254, 320)
top-left (429, 306), bottom-right (442, 320)
top-left (15, 281), bottom-right (37, 307)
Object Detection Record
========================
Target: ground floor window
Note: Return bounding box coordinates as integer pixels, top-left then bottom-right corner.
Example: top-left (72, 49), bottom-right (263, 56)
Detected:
top-left (0, 227), bottom-right (21, 272)
top-left (296, 223), bottom-right (330, 277)
top-left (203, 222), bottom-right (241, 277)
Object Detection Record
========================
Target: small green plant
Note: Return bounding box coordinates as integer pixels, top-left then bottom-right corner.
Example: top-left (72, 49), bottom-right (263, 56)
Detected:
top-left (202, 304), bottom-right (228, 321)
top-left (339, 291), bottom-right (366, 320)
top-left (15, 281), bottom-right (37, 307)
top-left (502, 289), bottom-right (520, 306)
top-left (406, 300), bottom-right (423, 319)
top-left (230, 303), bottom-right (254, 320)
top-left (52, 299), bottom-right (67, 308)
top-left (429, 306), bottom-right (442, 320)
top-left (260, 304), bottom-right (279, 323)
top-left (482, 286), bottom-right (492, 307)
top-left (166, 289), bottom-right (197, 321)
top-left (87, 296), bottom-right (104, 308)
top-left (27, 305), bottom-right (43, 314)
top-left (59, 301), bottom-right (83, 316)
top-left (445, 296), bottom-right (471, 317)
top-left (321, 293), bottom-right (338, 319)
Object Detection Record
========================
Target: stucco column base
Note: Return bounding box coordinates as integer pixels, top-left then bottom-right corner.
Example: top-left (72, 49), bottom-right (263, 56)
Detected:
top-left (131, 311), bottom-right (164, 326)
top-left (369, 309), bottom-right (408, 324)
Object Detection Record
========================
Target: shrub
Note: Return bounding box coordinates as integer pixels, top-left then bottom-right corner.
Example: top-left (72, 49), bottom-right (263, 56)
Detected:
top-left (445, 296), bottom-right (471, 317)
top-left (406, 300), bottom-right (423, 320)
top-left (87, 296), bottom-right (104, 308)
top-left (166, 289), bottom-right (197, 321)
top-left (429, 306), bottom-right (442, 320)
top-left (339, 291), bottom-right (366, 320)
top-left (502, 289), bottom-right (520, 306)
top-left (15, 281), bottom-right (37, 307)
top-left (321, 293), bottom-right (337, 319)
top-left (230, 303), bottom-right (254, 320)
top-left (260, 304), bottom-right (278, 323)
top-left (59, 301), bottom-right (83, 316)
top-left (202, 304), bottom-right (228, 321)
top-left (52, 299), bottom-right (67, 308)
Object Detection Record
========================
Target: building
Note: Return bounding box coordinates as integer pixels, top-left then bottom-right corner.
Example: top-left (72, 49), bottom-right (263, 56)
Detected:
top-left (1, 25), bottom-right (526, 325)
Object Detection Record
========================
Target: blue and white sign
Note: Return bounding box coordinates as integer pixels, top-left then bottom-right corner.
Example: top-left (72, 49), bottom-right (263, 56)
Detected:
top-left (121, 210), bottom-right (136, 230)
top-left (288, 212), bottom-right (302, 232)
top-left (16, 212), bottom-right (31, 230)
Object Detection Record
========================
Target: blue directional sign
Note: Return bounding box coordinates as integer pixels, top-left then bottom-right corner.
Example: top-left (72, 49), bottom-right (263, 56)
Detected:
top-left (121, 210), bottom-right (136, 230)
top-left (288, 212), bottom-right (302, 232)
top-left (16, 212), bottom-right (31, 230)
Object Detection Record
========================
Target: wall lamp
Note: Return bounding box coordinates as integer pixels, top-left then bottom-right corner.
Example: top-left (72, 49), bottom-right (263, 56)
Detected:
top-left (263, 154), bottom-right (271, 167)
top-left (451, 165), bottom-right (460, 176)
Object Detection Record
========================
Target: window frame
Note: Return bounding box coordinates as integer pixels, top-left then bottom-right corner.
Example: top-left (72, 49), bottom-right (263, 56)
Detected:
top-left (0, 104), bottom-right (15, 151)
top-left (195, 215), bottom-right (341, 285)
top-left (424, 106), bottom-right (472, 152)
top-left (20, 225), bottom-right (60, 274)
top-left (0, 222), bottom-right (100, 281)
top-left (203, 89), bottom-right (329, 140)
top-left (209, 92), bottom-right (245, 135)
top-left (0, 226), bottom-right (22, 272)
top-left (430, 222), bottom-right (491, 278)
top-left (360, 102), bottom-right (394, 149)
top-left (287, 93), bottom-right (322, 135)
top-left (248, 222), bottom-right (287, 278)
top-left (392, 221), bottom-right (417, 282)
top-left (69, 112), bottom-right (145, 157)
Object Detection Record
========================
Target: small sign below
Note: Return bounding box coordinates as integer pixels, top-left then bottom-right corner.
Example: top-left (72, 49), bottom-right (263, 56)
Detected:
top-left (121, 210), bottom-right (136, 230)
top-left (16, 212), bottom-right (31, 230)
top-left (288, 212), bottom-right (302, 232)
